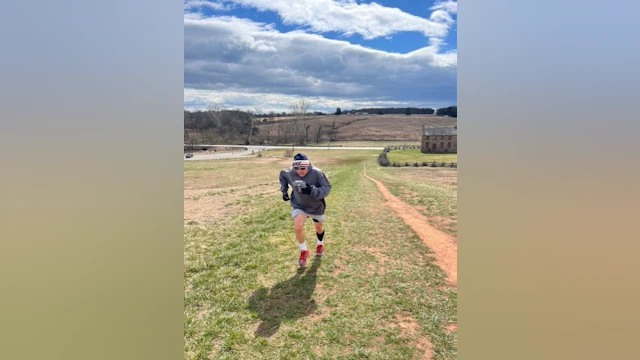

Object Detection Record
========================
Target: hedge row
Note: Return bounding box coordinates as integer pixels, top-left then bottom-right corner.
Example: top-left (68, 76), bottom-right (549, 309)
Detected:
top-left (384, 145), bottom-right (419, 152)
top-left (389, 161), bottom-right (457, 168)
top-left (377, 151), bottom-right (457, 168)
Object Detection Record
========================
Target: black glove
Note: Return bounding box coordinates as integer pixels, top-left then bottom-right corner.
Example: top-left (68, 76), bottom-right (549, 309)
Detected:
top-left (283, 193), bottom-right (290, 201)
top-left (300, 186), bottom-right (312, 195)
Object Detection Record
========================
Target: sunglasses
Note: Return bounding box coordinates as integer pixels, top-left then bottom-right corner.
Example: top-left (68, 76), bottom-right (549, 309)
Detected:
top-left (294, 167), bottom-right (309, 171)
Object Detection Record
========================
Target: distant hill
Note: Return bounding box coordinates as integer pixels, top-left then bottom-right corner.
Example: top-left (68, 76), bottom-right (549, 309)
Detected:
top-left (344, 107), bottom-right (435, 115)
top-left (341, 106), bottom-right (457, 117)
top-left (184, 111), bottom-right (457, 145)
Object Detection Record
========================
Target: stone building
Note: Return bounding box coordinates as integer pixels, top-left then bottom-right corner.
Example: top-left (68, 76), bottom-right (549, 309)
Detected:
top-left (421, 125), bottom-right (457, 153)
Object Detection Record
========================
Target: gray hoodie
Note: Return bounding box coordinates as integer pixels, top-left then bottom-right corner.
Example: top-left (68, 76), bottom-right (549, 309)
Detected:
top-left (279, 165), bottom-right (331, 215)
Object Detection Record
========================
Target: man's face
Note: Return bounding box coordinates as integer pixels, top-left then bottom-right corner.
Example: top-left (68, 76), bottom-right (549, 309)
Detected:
top-left (294, 166), bottom-right (309, 176)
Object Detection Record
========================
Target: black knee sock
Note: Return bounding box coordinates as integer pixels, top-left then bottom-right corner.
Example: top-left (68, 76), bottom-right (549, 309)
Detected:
top-left (316, 231), bottom-right (324, 243)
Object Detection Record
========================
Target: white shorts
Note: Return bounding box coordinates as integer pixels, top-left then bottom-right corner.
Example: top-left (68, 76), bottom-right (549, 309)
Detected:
top-left (291, 208), bottom-right (324, 223)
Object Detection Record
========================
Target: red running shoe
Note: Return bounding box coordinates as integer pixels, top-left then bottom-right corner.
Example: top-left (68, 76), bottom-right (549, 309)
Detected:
top-left (298, 250), bottom-right (309, 267)
top-left (315, 244), bottom-right (324, 257)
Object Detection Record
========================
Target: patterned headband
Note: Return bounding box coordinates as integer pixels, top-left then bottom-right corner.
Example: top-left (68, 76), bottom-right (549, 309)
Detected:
top-left (292, 160), bottom-right (311, 167)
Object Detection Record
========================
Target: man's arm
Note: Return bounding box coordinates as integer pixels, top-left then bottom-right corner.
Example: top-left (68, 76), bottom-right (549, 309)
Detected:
top-left (310, 171), bottom-right (331, 199)
top-left (279, 170), bottom-right (290, 196)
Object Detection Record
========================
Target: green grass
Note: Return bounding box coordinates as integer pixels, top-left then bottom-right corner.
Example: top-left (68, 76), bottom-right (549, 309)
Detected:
top-left (385, 149), bottom-right (457, 165)
top-left (184, 153), bottom-right (457, 359)
top-left (303, 140), bottom-right (420, 147)
top-left (364, 163), bottom-right (458, 235)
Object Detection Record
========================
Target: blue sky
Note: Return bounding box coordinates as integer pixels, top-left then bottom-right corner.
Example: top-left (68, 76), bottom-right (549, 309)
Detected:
top-left (184, 0), bottom-right (457, 113)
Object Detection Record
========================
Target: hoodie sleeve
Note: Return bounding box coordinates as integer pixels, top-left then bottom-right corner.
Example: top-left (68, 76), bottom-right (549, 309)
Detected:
top-left (311, 170), bottom-right (331, 199)
top-left (279, 169), bottom-right (290, 195)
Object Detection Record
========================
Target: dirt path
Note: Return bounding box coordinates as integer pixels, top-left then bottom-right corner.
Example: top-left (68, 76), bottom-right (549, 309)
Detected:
top-left (363, 164), bottom-right (457, 287)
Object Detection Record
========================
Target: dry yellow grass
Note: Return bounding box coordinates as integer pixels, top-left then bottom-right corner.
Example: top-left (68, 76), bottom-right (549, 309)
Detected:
top-left (256, 114), bottom-right (456, 143)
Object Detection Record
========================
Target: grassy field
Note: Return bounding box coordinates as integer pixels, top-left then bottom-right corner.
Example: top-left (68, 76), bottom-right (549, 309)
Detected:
top-left (184, 150), bottom-right (457, 359)
top-left (185, 114), bottom-right (455, 146)
top-left (253, 114), bottom-right (456, 143)
top-left (385, 149), bottom-right (457, 165)
top-left (364, 160), bottom-right (458, 236)
top-left (304, 140), bottom-right (420, 147)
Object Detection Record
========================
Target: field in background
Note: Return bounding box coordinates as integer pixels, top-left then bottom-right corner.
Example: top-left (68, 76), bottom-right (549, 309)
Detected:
top-left (256, 114), bottom-right (456, 143)
top-left (184, 151), bottom-right (457, 359)
top-left (305, 140), bottom-right (420, 147)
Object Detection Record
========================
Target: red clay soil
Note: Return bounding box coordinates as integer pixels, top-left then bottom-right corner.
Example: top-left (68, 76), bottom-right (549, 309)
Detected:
top-left (364, 165), bottom-right (458, 287)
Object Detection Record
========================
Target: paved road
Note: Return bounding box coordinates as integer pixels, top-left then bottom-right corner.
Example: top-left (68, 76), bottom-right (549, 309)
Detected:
top-left (184, 144), bottom-right (385, 161)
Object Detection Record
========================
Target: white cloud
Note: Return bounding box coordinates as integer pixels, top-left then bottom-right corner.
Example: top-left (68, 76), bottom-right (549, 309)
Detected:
top-left (187, 0), bottom-right (456, 41)
top-left (184, 0), bottom-right (232, 11)
top-left (429, 0), bottom-right (457, 14)
top-left (429, 9), bottom-right (455, 25)
top-left (184, 88), bottom-right (450, 113)
top-left (183, 2), bottom-right (457, 112)
top-left (184, 14), bottom-right (456, 112)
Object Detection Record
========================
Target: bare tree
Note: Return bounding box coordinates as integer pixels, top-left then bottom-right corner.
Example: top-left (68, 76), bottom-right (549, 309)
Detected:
top-left (190, 112), bottom-right (206, 142)
top-left (203, 128), bottom-right (217, 145)
top-left (304, 123), bottom-right (311, 144)
top-left (263, 125), bottom-right (273, 145)
top-left (327, 118), bottom-right (339, 142)
top-left (184, 111), bottom-right (192, 130)
top-left (312, 124), bottom-right (323, 143)
top-left (289, 98), bottom-right (310, 117)
top-left (289, 98), bottom-right (311, 145)
top-left (247, 106), bottom-right (262, 144)
top-left (207, 105), bottom-right (228, 129)
top-left (185, 129), bottom-right (199, 150)
top-left (284, 122), bottom-right (295, 144)
top-left (277, 121), bottom-right (295, 144)
top-left (184, 129), bottom-right (191, 150)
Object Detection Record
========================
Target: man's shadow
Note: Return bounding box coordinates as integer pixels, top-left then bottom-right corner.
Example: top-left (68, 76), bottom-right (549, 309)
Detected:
top-left (247, 257), bottom-right (321, 337)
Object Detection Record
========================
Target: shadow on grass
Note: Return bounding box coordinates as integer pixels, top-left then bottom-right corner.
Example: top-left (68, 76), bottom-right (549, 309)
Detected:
top-left (247, 257), bottom-right (321, 337)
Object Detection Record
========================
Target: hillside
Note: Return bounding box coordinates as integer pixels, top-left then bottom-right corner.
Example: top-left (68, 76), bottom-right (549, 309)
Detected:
top-left (301, 114), bottom-right (456, 142)
top-left (184, 152), bottom-right (458, 359)
top-left (185, 114), bottom-right (457, 145)
top-left (254, 114), bottom-right (454, 144)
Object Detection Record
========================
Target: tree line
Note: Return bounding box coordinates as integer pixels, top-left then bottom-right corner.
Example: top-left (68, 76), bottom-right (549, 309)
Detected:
top-left (435, 106), bottom-right (457, 117)
top-left (184, 100), bottom-right (320, 146)
top-left (184, 108), bottom-right (256, 145)
top-left (240, 106), bottom-right (457, 118)
top-left (184, 101), bottom-right (458, 146)
top-left (337, 106), bottom-right (456, 117)
top-left (344, 107), bottom-right (435, 115)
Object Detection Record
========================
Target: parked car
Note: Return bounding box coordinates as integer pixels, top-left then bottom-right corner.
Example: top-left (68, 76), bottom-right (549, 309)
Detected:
top-left (185, 153), bottom-right (193, 158)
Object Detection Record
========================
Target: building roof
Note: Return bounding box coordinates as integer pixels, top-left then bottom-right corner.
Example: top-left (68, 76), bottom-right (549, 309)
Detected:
top-left (422, 126), bottom-right (457, 136)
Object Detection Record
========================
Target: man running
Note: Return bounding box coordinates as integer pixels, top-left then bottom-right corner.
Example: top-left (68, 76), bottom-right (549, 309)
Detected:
top-left (279, 153), bottom-right (331, 266)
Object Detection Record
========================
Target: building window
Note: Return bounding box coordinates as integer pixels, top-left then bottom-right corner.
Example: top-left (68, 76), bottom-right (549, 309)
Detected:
top-left (448, 142), bottom-right (451, 148)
